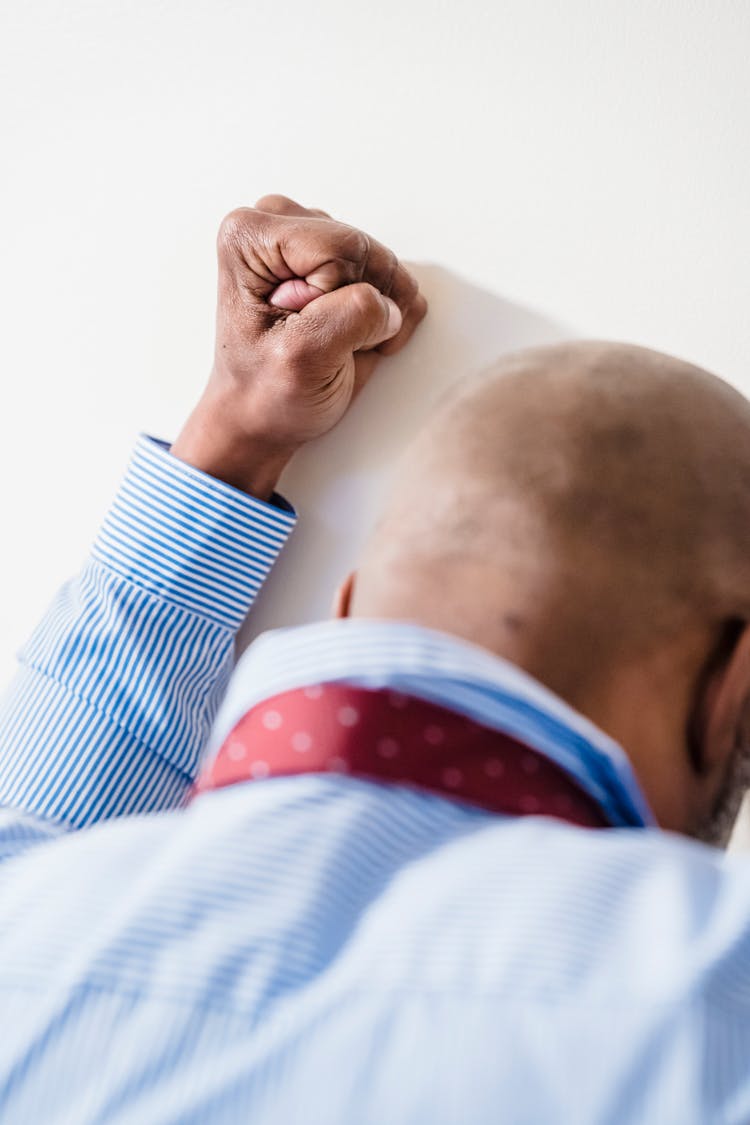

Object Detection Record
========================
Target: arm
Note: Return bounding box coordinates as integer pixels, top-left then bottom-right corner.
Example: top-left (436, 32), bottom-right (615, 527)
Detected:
top-left (0, 436), bottom-right (296, 828)
top-left (0, 194), bottom-right (426, 836)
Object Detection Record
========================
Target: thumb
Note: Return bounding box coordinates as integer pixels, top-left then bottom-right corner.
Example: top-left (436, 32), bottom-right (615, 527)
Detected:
top-left (268, 277), bottom-right (325, 311)
top-left (296, 282), bottom-right (402, 356)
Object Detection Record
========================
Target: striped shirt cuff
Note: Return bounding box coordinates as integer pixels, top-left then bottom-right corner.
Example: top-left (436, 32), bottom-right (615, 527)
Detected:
top-left (91, 436), bottom-right (297, 631)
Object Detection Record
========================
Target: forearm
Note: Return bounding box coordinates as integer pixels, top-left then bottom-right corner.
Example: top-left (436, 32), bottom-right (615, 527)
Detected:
top-left (0, 436), bottom-right (296, 829)
top-left (0, 194), bottom-right (424, 835)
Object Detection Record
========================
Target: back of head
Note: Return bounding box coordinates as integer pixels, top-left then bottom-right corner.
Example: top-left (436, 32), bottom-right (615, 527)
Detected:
top-left (350, 341), bottom-right (750, 842)
top-left (353, 341), bottom-right (750, 702)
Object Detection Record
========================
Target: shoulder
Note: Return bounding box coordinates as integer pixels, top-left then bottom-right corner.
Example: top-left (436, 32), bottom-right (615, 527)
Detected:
top-left (354, 815), bottom-right (750, 1007)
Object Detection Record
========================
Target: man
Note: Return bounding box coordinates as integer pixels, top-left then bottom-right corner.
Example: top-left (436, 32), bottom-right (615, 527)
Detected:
top-left (0, 195), bottom-right (749, 1124)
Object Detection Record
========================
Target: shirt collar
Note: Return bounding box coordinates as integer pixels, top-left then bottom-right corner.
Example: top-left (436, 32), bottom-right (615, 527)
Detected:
top-left (209, 619), bottom-right (656, 830)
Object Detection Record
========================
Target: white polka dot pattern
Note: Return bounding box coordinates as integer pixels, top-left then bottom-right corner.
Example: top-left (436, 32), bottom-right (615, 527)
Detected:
top-left (442, 767), bottom-right (463, 789)
top-left (377, 737), bottom-right (400, 759)
top-left (337, 706), bottom-right (359, 728)
top-left (291, 731), bottom-right (313, 753)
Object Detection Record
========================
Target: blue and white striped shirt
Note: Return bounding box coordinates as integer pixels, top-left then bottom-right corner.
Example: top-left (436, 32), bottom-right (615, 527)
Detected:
top-left (1, 435), bottom-right (750, 1124)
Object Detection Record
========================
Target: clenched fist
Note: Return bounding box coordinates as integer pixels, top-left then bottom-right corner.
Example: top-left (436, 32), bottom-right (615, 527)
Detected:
top-left (171, 195), bottom-right (428, 499)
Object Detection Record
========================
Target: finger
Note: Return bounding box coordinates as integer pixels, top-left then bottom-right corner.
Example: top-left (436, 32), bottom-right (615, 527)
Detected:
top-left (358, 235), bottom-right (419, 315)
top-left (269, 212), bottom-right (419, 312)
top-left (376, 290), bottom-right (429, 356)
top-left (254, 194), bottom-right (332, 220)
top-left (294, 282), bottom-right (402, 357)
top-left (221, 210), bottom-right (372, 294)
top-left (276, 218), bottom-right (373, 293)
top-left (220, 208), bottom-right (421, 319)
top-left (296, 225), bottom-right (420, 320)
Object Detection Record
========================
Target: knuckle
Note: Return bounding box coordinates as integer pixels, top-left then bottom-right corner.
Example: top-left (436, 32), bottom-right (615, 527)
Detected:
top-left (382, 249), bottom-right (399, 295)
top-left (254, 193), bottom-right (296, 215)
top-left (216, 208), bottom-right (253, 255)
top-left (349, 283), bottom-right (383, 322)
top-left (400, 268), bottom-right (419, 304)
top-left (338, 225), bottom-right (369, 265)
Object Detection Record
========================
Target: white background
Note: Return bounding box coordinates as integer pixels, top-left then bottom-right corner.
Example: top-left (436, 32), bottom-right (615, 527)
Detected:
top-left (2, 1), bottom-right (749, 835)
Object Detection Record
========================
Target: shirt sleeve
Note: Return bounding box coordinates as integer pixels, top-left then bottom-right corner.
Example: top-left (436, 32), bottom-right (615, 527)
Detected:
top-left (0, 435), bottom-right (296, 830)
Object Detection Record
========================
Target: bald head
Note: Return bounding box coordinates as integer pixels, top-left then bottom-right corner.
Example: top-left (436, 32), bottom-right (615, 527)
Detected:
top-left (348, 341), bottom-right (750, 843)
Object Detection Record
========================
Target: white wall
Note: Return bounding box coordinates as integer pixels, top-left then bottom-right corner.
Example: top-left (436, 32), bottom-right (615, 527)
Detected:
top-left (2, 0), bottom-right (749, 833)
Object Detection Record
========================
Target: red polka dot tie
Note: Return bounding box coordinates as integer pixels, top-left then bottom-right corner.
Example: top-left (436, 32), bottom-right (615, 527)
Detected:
top-left (195, 683), bottom-right (610, 829)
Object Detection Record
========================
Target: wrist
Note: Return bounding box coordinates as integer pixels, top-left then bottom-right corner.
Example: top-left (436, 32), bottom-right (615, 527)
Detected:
top-left (171, 393), bottom-right (297, 502)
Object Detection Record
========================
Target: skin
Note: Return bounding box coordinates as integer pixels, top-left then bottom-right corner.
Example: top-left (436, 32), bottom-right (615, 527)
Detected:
top-left (172, 195), bottom-right (427, 498)
top-left (173, 199), bottom-right (750, 847)
top-left (346, 342), bottom-right (750, 845)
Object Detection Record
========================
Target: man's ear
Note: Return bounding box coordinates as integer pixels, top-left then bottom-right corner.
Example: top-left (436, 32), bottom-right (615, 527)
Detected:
top-left (691, 619), bottom-right (750, 777)
top-left (331, 572), bottom-right (356, 619)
